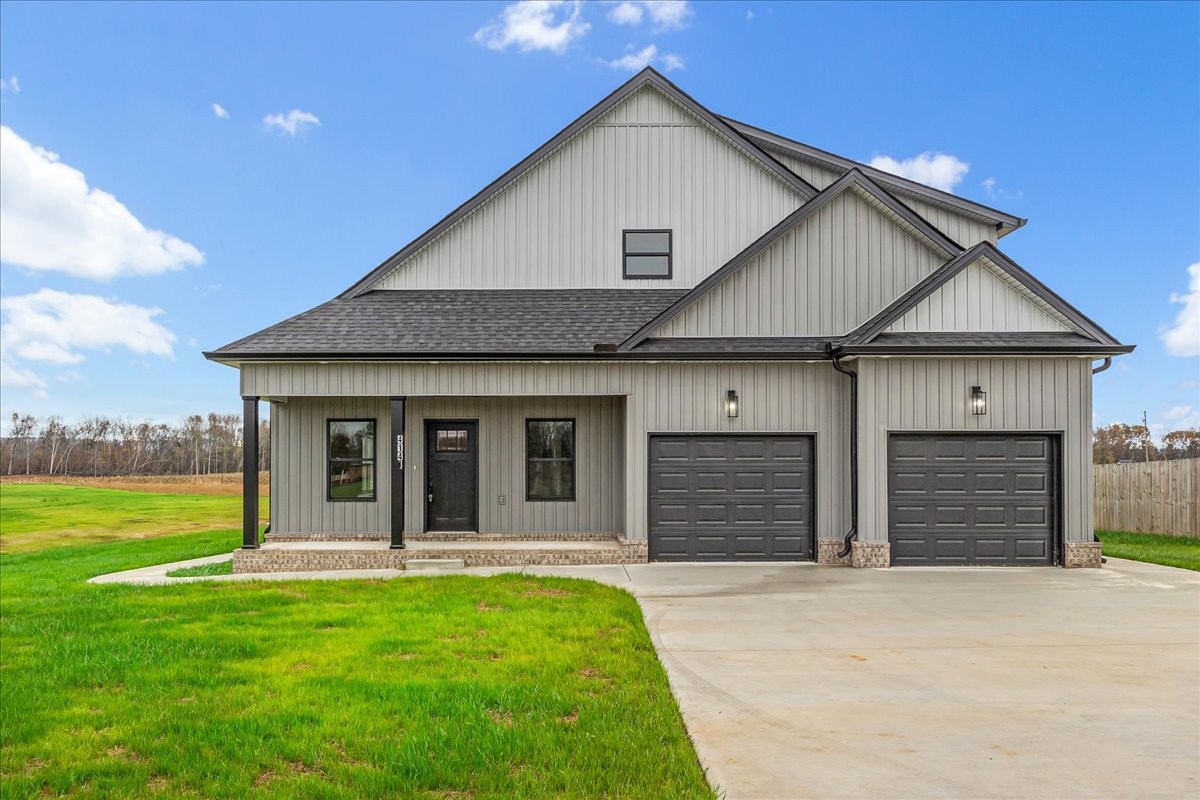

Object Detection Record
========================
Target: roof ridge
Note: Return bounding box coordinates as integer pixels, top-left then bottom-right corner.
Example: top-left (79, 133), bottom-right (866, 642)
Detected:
top-left (337, 68), bottom-right (819, 300)
top-left (721, 115), bottom-right (1026, 231)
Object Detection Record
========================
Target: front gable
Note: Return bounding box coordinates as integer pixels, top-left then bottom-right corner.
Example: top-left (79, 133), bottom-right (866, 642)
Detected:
top-left (884, 257), bottom-right (1071, 333)
top-left (356, 74), bottom-right (814, 293)
top-left (631, 172), bottom-right (959, 340)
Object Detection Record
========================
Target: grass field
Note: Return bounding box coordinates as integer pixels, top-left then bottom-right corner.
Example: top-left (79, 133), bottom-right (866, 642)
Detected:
top-left (1096, 530), bottom-right (1200, 571)
top-left (0, 482), bottom-right (268, 553)
top-left (0, 482), bottom-right (714, 799)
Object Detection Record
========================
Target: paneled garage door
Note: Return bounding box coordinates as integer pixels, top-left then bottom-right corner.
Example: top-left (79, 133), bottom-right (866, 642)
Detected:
top-left (648, 434), bottom-right (814, 561)
top-left (888, 434), bottom-right (1058, 566)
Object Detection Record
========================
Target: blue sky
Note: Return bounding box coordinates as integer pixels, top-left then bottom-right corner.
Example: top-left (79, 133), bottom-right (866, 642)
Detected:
top-left (1, 1), bottom-right (1197, 435)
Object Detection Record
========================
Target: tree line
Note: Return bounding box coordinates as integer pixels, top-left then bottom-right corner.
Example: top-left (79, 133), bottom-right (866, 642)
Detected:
top-left (2, 412), bottom-right (270, 476)
top-left (1093, 423), bottom-right (1200, 464)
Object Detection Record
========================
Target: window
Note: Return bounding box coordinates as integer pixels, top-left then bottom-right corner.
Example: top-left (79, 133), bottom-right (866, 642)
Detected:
top-left (623, 229), bottom-right (672, 279)
top-left (436, 429), bottom-right (469, 452)
top-left (328, 419), bottom-right (376, 501)
top-left (526, 419), bottom-right (575, 501)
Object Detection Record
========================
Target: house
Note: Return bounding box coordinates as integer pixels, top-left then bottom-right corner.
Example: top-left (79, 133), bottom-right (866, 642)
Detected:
top-left (206, 68), bottom-right (1132, 570)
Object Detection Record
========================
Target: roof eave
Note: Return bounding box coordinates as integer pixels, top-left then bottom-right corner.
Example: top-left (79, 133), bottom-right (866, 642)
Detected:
top-left (838, 344), bottom-right (1136, 356)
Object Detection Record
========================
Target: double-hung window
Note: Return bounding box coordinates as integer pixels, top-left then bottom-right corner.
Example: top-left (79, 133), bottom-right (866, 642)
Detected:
top-left (327, 419), bottom-right (376, 501)
top-left (526, 419), bottom-right (575, 501)
top-left (623, 229), bottom-right (672, 279)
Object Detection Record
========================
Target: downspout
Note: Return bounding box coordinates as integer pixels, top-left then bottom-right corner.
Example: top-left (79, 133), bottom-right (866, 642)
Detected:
top-left (1090, 357), bottom-right (1111, 563)
top-left (827, 344), bottom-right (858, 560)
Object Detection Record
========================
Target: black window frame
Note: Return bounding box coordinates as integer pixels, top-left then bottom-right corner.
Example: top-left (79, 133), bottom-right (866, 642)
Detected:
top-left (622, 229), bottom-right (673, 280)
top-left (525, 418), bottom-right (577, 502)
top-left (326, 418), bottom-right (378, 503)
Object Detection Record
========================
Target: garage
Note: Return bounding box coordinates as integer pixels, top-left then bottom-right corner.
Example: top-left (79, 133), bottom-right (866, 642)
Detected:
top-left (648, 434), bottom-right (814, 561)
top-left (888, 433), bottom-right (1059, 566)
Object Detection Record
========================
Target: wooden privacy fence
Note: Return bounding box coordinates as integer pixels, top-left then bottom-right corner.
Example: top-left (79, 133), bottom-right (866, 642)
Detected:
top-left (1094, 458), bottom-right (1200, 537)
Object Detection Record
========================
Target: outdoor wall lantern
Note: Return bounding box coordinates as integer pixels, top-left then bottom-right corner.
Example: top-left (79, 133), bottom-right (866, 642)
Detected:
top-left (970, 385), bottom-right (988, 416)
top-left (726, 389), bottom-right (740, 419)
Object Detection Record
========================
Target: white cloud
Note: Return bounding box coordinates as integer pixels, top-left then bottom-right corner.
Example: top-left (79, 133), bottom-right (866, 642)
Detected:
top-left (869, 152), bottom-right (970, 193)
top-left (474, 1), bottom-right (590, 54)
top-left (660, 52), bottom-right (685, 71)
top-left (1160, 404), bottom-right (1200, 430)
top-left (0, 361), bottom-right (47, 398)
top-left (212, 102), bottom-right (230, 119)
top-left (1160, 262), bottom-right (1200, 357)
top-left (0, 76), bottom-right (18, 93)
top-left (981, 176), bottom-right (1023, 201)
top-left (1, 289), bottom-right (176, 365)
top-left (746, 9), bottom-right (754, 21)
top-left (643, 0), bottom-right (692, 30)
top-left (263, 109), bottom-right (320, 136)
top-left (608, 2), bottom-right (643, 25)
top-left (0, 126), bottom-right (204, 280)
top-left (609, 44), bottom-right (658, 71)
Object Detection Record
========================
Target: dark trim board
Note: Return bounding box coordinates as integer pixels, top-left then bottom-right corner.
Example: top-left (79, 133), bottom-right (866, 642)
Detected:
top-left (646, 432), bottom-right (818, 562)
top-left (886, 430), bottom-right (1063, 567)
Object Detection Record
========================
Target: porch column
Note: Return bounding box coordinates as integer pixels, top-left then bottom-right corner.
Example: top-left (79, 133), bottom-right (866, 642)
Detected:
top-left (390, 397), bottom-right (406, 549)
top-left (242, 396), bottom-right (260, 549)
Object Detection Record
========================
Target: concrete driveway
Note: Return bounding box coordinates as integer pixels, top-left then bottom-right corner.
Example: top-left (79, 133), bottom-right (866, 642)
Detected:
top-left (606, 558), bottom-right (1199, 800)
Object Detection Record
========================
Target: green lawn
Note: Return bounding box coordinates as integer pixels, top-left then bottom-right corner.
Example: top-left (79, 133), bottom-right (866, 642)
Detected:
top-left (0, 483), bottom-right (268, 553)
top-left (164, 558), bottom-right (234, 577)
top-left (0, 485), bottom-right (713, 799)
top-left (1096, 530), bottom-right (1200, 571)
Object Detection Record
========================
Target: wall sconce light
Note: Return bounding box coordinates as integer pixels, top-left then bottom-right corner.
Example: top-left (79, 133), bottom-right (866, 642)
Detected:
top-left (726, 389), bottom-right (739, 419)
top-left (970, 385), bottom-right (988, 416)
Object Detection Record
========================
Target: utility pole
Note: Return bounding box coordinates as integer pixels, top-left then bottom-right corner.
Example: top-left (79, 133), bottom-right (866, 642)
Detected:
top-left (1142, 410), bottom-right (1152, 463)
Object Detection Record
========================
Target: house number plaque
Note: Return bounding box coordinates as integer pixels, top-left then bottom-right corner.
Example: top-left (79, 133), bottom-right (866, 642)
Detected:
top-left (395, 434), bottom-right (404, 468)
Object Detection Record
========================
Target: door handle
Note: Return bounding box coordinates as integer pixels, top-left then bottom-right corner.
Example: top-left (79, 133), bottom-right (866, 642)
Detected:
top-left (427, 483), bottom-right (434, 504)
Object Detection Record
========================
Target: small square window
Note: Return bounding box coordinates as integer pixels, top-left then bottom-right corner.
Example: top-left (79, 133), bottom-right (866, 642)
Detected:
top-left (623, 229), bottom-right (671, 279)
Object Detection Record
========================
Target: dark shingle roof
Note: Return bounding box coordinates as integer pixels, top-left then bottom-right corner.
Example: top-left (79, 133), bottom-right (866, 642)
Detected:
top-left (210, 289), bottom-right (689, 356)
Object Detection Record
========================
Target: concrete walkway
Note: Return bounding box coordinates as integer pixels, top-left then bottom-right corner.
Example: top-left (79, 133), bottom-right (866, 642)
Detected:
top-left (86, 556), bottom-right (1200, 799)
top-left (86, 553), bottom-right (404, 585)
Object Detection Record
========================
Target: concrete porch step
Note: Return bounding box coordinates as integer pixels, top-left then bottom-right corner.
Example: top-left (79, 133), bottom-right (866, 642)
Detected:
top-left (403, 558), bottom-right (466, 571)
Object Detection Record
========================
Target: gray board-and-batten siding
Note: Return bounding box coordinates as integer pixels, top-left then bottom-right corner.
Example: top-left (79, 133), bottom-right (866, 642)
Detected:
top-left (252, 356), bottom-right (1097, 545)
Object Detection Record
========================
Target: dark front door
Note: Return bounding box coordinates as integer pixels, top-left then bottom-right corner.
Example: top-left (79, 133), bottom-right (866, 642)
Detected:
top-left (425, 421), bottom-right (478, 531)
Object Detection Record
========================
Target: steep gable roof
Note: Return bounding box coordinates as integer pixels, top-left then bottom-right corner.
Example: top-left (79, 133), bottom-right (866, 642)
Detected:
top-left (723, 117), bottom-right (1026, 235)
top-left (845, 242), bottom-right (1125, 347)
top-left (617, 169), bottom-right (965, 350)
top-left (338, 68), bottom-right (819, 299)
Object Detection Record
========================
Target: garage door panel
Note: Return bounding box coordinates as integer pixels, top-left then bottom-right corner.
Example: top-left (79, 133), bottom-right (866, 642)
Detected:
top-left (649, 435), bottom-right (813, 561)
top-left (888, 434), bottom-right (1056, 566)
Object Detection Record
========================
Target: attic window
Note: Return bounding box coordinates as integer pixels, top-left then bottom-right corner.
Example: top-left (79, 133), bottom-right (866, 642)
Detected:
top-left (623, 230), bottom-right (672, 279)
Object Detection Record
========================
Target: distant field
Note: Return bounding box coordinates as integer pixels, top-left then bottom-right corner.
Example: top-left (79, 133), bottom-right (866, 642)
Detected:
top-left (0, 482), bottom-right (268, 553)
top-left (0, 471), bottom-right (267, 495)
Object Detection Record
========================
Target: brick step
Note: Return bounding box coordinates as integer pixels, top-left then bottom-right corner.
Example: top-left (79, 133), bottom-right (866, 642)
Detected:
top-left (264, 532), bottom-right (622, 544)
top-left (233, 542), bottom-right (647, 573)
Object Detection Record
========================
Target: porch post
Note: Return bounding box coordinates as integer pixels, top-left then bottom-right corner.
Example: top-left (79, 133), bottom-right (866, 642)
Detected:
top-left (390, 397), bottom-right (406, 549)
top-left (242, 396), bottom-right (260, 549)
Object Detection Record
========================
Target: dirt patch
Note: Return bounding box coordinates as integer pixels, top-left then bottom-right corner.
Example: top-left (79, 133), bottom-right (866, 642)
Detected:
top-left (286, 760), bottom-right (323, 776)
top-left (522, 587), bottom-right (573, 598)
top-left (177, 697), bottom-right (195, 704)
top-left (558, 709), bottom-right (579, 726)
top-left (252, 770), bottom-right (275, 787)
top-left (596, 626), bottom-right (625, 637)
top-left (475, 601), bottom-right (506, 613)
top-left (382, 652), bottom-right (416, 661)
top-left (22, 757), bottom-right (47, 776)
top-left (106, 745), bottom-right (147, 763)
top-left (578, 667), bottom-right (611, 683)
top-left (145, 775), bottom-right (170, 791)
top-left (487, 708), bottom-right (514, 727)
top-left (292, 663), bottom-right (311, 671)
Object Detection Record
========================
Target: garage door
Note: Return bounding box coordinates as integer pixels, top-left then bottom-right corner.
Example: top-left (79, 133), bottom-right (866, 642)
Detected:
top-left (649, 434), bottom-right (813, 561)
top-left (888, 434), bottom-right (1058, 566)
